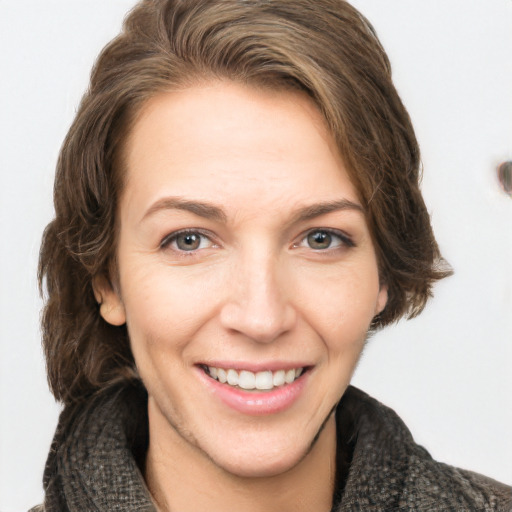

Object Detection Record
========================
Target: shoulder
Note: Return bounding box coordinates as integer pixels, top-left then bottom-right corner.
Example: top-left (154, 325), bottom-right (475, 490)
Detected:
top-left (403, 453), bottom-right (512, 510)
top-left (336, 387), bottom-right (512, 511)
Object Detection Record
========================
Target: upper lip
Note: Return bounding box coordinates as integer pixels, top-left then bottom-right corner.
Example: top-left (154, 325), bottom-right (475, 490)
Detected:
top-left (197, 361), bottom-right (312, 372)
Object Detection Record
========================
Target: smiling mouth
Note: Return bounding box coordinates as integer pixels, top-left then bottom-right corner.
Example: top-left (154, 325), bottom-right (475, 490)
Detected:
top-left (200, 365), bottom-right (308, 392)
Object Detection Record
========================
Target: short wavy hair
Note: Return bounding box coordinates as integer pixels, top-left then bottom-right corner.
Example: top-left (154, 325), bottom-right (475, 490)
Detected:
top-left (39, 0), bottom-right (451, 404)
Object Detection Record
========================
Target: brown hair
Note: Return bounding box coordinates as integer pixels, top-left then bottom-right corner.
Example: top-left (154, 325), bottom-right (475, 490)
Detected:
top-left (39, 0), bottom-right (451, 405)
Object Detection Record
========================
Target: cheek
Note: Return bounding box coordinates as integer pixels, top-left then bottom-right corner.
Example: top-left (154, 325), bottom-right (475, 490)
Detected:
top-left (119, 262), bottom-right (225, 352)
top-left (293, 261), bottom-right (381, 340)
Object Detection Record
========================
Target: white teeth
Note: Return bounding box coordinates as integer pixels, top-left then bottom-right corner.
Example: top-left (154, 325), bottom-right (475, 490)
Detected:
top-left (227, 369), bottom-right (239, 386)
top-left (206, 366), bottom-right (305, 390)
top-left (285, 369), bottom-right (296, 384)
top-left (272, 370), bottom-right (285, 387)
top-left (217, 368), bottom-right (227, 384)
top-left (239, 370), bottom-right (256, 390)
top-left (255, 371), bottom-right (273, 390)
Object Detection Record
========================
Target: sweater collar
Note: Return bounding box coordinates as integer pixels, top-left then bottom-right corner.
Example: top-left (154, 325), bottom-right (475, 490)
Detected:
top-left (41, 382), bottom-right (416, 511)
top-left (42, 382), bottom-right (155, 511)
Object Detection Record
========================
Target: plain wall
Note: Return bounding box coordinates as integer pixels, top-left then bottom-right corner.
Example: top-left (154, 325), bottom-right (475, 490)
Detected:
top-left (1, 1), bottom-right (510, 510)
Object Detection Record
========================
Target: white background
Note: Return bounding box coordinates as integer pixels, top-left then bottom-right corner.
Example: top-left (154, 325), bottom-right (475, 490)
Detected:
top-left (1, 1), bottom-right (510, 510)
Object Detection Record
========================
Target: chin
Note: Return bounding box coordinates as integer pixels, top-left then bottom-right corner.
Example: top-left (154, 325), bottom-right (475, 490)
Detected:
top-left (202, 415), bottom-right (333, 480)
top-left (211, 443), bottom-right (311, 479)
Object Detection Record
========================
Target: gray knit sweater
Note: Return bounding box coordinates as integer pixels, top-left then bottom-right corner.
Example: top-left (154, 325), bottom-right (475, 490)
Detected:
top-left (31, 382), bottom-right (511, 511)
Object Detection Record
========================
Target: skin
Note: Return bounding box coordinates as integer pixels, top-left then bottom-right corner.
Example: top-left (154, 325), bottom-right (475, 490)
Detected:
top-left (96, 81), bottom-right (387, 512)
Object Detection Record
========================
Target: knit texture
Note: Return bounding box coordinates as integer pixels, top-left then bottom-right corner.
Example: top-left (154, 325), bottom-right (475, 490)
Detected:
top-left (32, 382), bottom-right (511, 511)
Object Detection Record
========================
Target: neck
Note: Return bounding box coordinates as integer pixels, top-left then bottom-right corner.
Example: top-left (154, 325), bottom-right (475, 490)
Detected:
top-left (144, 403), bottom-right (337, 512)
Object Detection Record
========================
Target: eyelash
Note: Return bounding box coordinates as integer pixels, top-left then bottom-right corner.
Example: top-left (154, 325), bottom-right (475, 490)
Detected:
top-left (160, 227), bottom-right (354, 255)
top-left (160, 229), bottom-right (216, 254)
top-left (295, 228), bottom-right (355, 251)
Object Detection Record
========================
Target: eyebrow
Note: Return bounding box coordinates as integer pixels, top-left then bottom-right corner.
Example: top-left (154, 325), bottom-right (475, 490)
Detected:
top-left (291, 199), bottom-right (365, 224)
top-left (141, 196), bottom-right (364, 224)
top-left (142, 197), bottom-right (228, 223)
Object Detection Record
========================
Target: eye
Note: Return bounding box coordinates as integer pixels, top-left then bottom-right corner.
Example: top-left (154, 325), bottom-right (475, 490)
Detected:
top-left (297, 229), bottom-right (353, 251)
top-left (161, 230), bottom-right (215, 252)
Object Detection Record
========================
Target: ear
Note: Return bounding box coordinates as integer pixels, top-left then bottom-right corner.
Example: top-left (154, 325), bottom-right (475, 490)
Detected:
top-left (92, 275), bottom-right (126, 326)
top-left (375, 284), bottom-right (388, 316)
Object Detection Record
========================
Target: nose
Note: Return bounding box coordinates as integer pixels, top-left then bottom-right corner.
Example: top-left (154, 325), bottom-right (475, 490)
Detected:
top-left (219, 250), bottom-right (297, 344)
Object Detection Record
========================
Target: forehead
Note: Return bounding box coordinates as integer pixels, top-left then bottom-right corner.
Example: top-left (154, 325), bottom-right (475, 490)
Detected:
top-left (120, 81), bottom-right (360, 221)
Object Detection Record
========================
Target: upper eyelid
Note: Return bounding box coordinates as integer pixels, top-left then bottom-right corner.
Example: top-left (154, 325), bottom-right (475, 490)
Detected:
top-left (296, 227), bottom-right (354, 246)
top-left (160, 228), bottom-right (216, 249)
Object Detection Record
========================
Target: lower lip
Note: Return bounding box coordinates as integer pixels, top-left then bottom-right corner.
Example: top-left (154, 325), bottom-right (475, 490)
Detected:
top-left (196, 368), bottom-right (309, 416)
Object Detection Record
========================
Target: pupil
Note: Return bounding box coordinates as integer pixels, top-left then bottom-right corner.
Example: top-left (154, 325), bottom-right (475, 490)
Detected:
top-left (308, 231), bottom-right (331, 249)
top-left (178, 233), bottom-right (200, 251)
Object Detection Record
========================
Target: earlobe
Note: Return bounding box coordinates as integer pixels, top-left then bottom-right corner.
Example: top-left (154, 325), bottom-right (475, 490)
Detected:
top-left (375, 284), bottom-right (388, 315)
top-left (92, 275), bottom-right (126, 326)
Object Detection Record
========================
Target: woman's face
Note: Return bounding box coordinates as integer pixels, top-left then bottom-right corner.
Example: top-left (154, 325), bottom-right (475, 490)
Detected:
top-left (98, 82), bottom-right (387, 478)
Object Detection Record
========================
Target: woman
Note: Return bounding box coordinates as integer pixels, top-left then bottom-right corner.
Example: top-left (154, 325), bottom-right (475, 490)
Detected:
top-left (34, 0), bottom-right (511, 510)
